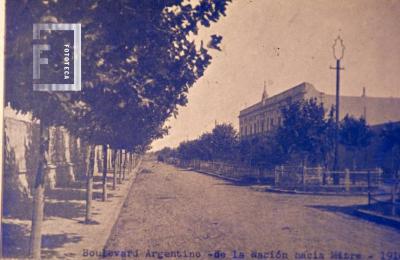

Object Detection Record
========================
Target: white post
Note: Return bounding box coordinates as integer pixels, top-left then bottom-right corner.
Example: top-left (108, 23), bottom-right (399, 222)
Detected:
top-left (317, 166), bottom-right (322, 185)
top-left (345, 168), bottom-right (350, 192)
top-left (0, 0), bottom-right (6, 256)
top-left (45, 127), bottom-right (57, 189)
top-left (63, 129), bottom-right (75, 183)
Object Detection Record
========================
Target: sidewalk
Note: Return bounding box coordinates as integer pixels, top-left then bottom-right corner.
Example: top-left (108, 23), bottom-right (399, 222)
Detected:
top-left (3, 161), bottom-right (142, 259)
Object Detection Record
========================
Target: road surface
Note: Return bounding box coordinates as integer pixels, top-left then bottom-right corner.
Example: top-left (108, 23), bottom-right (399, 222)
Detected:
top-left (105, 159), bottom-right (400, 259)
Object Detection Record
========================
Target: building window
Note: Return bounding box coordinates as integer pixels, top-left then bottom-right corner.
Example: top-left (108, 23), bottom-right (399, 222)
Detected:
top-left (270, 118), bottom-right (274, 127)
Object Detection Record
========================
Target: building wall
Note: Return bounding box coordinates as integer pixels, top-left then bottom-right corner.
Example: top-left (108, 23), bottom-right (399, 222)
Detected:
top-left (239, 82), bottom-right (309, 137)
top-left (239, 82), bottom-right (400, 137)
top-left (3, 107), bottom-right (88, 216)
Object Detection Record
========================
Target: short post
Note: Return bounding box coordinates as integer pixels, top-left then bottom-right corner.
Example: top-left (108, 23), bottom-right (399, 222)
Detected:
top-left (378, 168), bottom-right (383, 186)
top-left (302, 166), bottom-right (306, 188)
top-left (317, 166), bottom-right (322, 185)
top-left (344, 168), bottom-right (350, 192)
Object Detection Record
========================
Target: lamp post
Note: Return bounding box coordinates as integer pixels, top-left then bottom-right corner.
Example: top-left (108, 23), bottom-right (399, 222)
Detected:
top-left (330, 36), bottom-right (345, 184)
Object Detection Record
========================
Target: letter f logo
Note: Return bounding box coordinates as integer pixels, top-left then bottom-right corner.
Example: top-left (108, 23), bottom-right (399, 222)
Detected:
top-left (33, 43), bottom-right (50, 80)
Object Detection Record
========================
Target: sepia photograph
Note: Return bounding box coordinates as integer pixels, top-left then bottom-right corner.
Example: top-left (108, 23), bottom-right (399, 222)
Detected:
top-left (0, 0), bottom-right (399, 259)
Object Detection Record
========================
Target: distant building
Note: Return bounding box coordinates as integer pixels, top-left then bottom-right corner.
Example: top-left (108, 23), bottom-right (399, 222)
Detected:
top-left (238, 82), bottom-right (400, 137)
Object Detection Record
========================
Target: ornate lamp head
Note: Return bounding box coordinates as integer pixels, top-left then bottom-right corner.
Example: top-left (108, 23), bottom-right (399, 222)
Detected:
top-left (332, 36), bottom-right (345, 60)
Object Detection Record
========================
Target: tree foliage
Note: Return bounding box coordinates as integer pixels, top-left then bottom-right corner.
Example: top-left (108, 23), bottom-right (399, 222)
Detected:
top-left (166, 100), bottom-right (337, 169)
top-left (6, 0), bottom-right (232, 149)
top-left (339, 115), bottom-right (373, 152)
top-left (380, 122), bottom-right (400, 173)
top-left (276, 98), bottom-right (334, 166)
top-left (238, 134), bottom-right (285, 169)
top-left (174, 123), bottom-right (238, 162)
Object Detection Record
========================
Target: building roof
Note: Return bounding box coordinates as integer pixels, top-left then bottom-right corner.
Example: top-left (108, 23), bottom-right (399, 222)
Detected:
top-left (239, 82), bottom-right (400, 125)
top-left (239, 82), bottom-right (315, 117)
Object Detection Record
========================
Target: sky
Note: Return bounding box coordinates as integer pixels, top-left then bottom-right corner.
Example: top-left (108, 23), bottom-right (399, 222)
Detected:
top-left (151, 0), bottom-right (400, 151)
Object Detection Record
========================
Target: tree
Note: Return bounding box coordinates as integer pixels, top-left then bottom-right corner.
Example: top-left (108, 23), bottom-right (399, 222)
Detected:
top-left (6, 1), bottom-right (231, 257)
top-left (175, 123), bottom-right (238, 162)
top-left (380, 122), bottom-right (400, 174)
top-left (67, 0), bottom-right (232, 203)
top-left (6, 2), bottom-right (82, 257)
top-left (319, 106), bottom-right (336, 169)
top-left (276, 98), bottom-right (329, 166)
top-left (156, 147), bottom-right (176, 162)
top-left (339, 115), bottom-right (373, 169)
top-left (177, 137), bottom-right (211, 161)
top-left (208, 123), bottom-right (238, 162)
top-left (239, 133), bottom-right (286, 170)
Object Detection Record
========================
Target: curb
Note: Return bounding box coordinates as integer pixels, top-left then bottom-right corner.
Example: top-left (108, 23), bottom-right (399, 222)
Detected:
top-left (102, 160), bottom-right (142, 249)
top-left (188, 168), bottom-right (240, 182)
top-left (250, 185), bottom-right (367, 197)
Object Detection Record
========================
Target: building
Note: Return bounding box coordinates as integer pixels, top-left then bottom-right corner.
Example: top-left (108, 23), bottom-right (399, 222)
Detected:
top-left (239, 82), bottom-right (400, 137)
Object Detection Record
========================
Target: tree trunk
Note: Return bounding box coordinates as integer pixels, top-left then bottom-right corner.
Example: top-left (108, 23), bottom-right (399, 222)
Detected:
top-left (102, 144), bottom-right (108, 201)
top-left (29, 123), bottom-right (48, 259)
top-left (85, 144), bottom-right (95, 223)
top-left (127, 152), bottom-right (131, 173)
top-left (118, 150), bottom-right (122, 183)
top-left (122, 151), bottom-right (127, 180)
top-left (111, 150), bottom-right (117, 190)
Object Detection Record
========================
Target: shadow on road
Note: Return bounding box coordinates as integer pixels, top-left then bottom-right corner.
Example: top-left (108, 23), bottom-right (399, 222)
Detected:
top-left (44, 200), bottom-right (85, 219)
top-left (308, 204), bottom-right (400, 230)
top-left (2, 222), bottom-right (31, 258)
top-left (45, 188), bottom-right (86, 201)
top-left (308, 204), bottom-right (359, 215)
top-left (41, 233), bottom-right (82, 259)
top-left (2, 222), bottom-right (82, 259)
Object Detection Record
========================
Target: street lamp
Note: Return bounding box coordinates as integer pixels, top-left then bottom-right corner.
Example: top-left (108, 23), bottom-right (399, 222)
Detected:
top-left (330, 36), bottom-right (345, 182)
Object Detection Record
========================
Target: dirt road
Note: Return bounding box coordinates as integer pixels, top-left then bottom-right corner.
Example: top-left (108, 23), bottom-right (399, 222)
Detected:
top-left (105, 159), bottom-right (400, 259)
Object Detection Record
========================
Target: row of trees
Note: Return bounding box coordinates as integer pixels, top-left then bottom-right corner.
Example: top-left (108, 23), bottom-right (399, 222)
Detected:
top-left (157, 98), bottom-right (400, 174)
top-left (5, 0), bottom-right (231, 258)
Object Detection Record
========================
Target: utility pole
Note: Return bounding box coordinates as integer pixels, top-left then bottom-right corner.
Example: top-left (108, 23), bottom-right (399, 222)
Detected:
top-left (330, 36), bottom-right (345, 184)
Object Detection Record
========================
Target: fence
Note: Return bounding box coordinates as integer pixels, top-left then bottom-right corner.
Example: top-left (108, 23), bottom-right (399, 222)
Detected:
top-left (274, 165), bottom-right (383, 191)
top-left (167, 158), bottom-right (389, 193)
top-left (368, 173), bottom-right (400, 216)
top-left (167, 158), bottom-right (274, 182)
